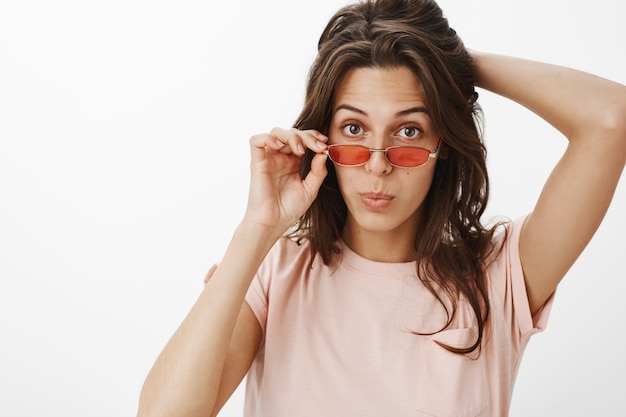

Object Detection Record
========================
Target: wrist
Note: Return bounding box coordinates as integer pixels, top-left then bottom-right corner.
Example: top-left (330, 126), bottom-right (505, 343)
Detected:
top-left (215, 221), bottom-right (285, 281)
top-left (235, 218), bottom-right (286, 247)
top-left (469, 49), bottom-right (487, 88)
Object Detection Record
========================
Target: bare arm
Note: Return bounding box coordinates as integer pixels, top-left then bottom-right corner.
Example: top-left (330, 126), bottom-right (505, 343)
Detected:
top-left (473, 52), bottom-right (626, 314)
top-left (137, 128), bottom-right (329, 417)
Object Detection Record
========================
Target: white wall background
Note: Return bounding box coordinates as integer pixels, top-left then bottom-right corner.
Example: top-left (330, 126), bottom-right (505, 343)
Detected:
top-left (0, 1), bottom-right (624, 416)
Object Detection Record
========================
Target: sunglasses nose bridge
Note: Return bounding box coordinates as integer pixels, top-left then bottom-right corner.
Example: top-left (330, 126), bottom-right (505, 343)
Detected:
top-left (365, 147), bottom-right (393, 170)
top-left (368, 148), bottom-right (388, 157)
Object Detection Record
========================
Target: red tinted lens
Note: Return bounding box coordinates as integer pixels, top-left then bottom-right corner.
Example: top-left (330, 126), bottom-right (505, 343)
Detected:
top-left (386, 147), bottom-right (430, 167)
top-left (328, 145), bottom-right (370, 165)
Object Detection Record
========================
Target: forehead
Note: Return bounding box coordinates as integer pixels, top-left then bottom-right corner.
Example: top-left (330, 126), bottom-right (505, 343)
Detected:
top-left (333, 66), bottom-right (425, 110)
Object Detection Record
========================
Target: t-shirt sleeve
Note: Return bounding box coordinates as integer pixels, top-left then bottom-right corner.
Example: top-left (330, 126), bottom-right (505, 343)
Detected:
top-left (243, 237), bottom-right (312, 339)
top-left (490, 215), bottom-right (556, 340)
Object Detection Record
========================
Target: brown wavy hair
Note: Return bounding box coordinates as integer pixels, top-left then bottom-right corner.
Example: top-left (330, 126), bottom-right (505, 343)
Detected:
top-left (289, 0), bottom-right (504, 355)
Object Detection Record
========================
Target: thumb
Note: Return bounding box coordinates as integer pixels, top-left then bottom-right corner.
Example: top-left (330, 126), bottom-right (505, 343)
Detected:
top-left (301, 153), bottom-right (328, 200)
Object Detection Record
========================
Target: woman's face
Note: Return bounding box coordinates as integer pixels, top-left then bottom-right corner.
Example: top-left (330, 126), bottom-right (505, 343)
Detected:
top-left (328, 66), bottom-right (441, 254)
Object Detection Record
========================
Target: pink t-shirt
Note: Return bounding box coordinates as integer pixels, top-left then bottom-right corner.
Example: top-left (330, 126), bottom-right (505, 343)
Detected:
top-left (244, 216), bottom-right (553, 417)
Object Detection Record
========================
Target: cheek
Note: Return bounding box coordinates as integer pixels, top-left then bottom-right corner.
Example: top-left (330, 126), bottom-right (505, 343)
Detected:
top-left (333, 169), bottom-right (352, 205)
top-left (334, 166), bottom-right (356, 187)
top-left (399, 167), bottom-right (430, 178)
top-left (400, 168), bottom-right (437, 191)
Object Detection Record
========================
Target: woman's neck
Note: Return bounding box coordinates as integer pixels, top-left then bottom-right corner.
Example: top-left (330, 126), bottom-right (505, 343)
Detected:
top-left (341, 219), bottom-right (420, 263)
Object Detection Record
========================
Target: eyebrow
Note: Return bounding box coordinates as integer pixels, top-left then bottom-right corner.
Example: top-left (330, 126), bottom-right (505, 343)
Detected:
top-left (334, 104), bottom-right (429, 118)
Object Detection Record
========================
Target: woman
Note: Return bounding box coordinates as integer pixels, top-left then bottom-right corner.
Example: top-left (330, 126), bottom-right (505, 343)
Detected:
top-left (137, 0), bottom-right (625, 416)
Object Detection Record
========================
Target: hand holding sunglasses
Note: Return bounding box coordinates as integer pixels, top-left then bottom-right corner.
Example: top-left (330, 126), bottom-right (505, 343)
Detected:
top-left (245, 128), bottom-right (330, 233)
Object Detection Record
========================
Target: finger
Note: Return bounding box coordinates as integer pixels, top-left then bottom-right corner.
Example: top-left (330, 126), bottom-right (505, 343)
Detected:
top-left (303, 129), bottom-right (329, 143)
top-left (299, 129), bottom-right (329, 152)
top-left (301, 152), bottom-right (329, 199)
top-left (249, 133), bottom-right (286, 151)
top-left (203, 263), bottom-right (219, 285)
top-left (294, 129), bottom-right (328, 154)
top-left (249, 133), bottom-right (286, 162)
top-left (270, 128), bottom-right (328, 156)
top-left (268, 127), bottom-right (304, 155)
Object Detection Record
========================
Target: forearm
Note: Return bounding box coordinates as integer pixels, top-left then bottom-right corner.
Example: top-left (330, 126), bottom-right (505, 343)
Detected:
top-left (472, 51), bottom-right (626, 143)
top-left (137, 124), bottom-right (328, 416)
top-left (137, 221), bottom-right (281, 417)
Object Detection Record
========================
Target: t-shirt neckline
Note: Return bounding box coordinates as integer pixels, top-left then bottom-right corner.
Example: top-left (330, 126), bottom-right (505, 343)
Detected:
top-left (338, 239), bottom-right (419, 277)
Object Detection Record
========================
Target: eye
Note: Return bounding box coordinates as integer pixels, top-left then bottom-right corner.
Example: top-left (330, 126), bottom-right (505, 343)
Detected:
top-left (397, 126), bottom-right (422, 139)
top-left (342, 123), bottom-right (364, 136)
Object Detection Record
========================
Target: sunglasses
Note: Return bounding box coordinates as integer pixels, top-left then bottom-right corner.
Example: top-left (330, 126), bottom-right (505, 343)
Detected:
top-left (325, 137), bottom-right (442, 168)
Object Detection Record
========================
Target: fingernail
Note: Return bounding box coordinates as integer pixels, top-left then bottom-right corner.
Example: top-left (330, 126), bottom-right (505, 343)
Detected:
top-left (297, 144), bottom-right (305, 154)
top-left (275, 140), bottom-right (285, 148)
top-left (316, 141), bottom-right (327, 149)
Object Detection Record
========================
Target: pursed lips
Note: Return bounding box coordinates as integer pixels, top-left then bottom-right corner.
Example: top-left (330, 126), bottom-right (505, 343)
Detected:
top-left (359, 192), bottom-right (394, 209)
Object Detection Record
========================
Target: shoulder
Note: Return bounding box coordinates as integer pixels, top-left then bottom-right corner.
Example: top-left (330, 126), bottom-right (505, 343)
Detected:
top-left (255, 236), bottom-right (319, 286)
top-left (264, 236), bottom-right (314, 268)
top-left (486, 214), bottom-right (555, 335)
top-left (486, 215), bottom-right (527, 266)
top-left (484, 215), bottom-right (529, 298)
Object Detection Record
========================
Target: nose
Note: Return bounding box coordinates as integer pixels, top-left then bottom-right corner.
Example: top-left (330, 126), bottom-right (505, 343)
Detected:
top-left (364, 148), bottom-right (392, 175)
